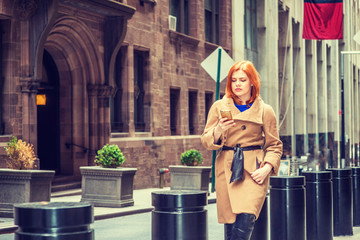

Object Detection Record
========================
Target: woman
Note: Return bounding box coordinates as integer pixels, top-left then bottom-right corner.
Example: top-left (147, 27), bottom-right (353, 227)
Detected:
top-left (201, 60), bottom-right (282, 240)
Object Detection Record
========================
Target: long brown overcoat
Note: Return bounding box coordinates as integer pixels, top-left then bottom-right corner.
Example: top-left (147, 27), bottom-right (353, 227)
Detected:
top-left (201, 96), bottom-right (282, 224)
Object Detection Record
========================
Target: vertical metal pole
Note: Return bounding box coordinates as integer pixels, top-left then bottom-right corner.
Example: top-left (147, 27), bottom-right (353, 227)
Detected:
top-left (211, 48), bottom-right (222, 193)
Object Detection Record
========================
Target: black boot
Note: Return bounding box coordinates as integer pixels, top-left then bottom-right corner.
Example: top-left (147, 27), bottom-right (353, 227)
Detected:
top-left (230, 213), bottom-right (256, 240)
top-left (224, 223), bottom-right (233, 240)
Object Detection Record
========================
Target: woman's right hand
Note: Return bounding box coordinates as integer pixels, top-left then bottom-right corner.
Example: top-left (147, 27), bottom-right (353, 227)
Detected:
top-left (213, 117), bottom-right (235, 143)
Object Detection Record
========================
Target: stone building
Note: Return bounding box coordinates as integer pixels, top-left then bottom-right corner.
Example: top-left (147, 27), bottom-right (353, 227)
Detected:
top-left (0, 0), bottom-right (359, 190)
top-left (232, 0), bottom-right (359, 171)
top-left (0, 0), bottom-right (136, 180)
top-left (0, 0), bottom-right (233, 189)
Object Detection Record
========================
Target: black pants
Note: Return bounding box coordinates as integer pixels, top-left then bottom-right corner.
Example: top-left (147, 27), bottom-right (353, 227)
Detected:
top-left (224, 213), bottom-right (256, 240)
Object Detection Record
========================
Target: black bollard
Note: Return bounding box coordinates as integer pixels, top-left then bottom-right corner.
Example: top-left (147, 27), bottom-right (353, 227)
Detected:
top-left (270, 176), bottom-right (305, 240)
top-left (14, 202), bottom-right (94, 240)
top-left (352, 167), bottom-right (360, 226)
top-left (152, 190), bottom-right (207, 240)
top-left (250, 194), bottom-right (268, 240)
top-left (302, 171), bottom-right (333, 240)
top-left (327, 168), bottom-right (353, 236)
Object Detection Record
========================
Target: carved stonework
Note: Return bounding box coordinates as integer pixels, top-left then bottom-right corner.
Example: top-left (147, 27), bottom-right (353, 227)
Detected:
top-left (80, 166), bottom-right (137, 207)
top-left (15, 0), bottom-right (38, 20)
top-left (0, 169), bottom-right (55, 217)
top-left (20, 78), bottom-right (40, 93)
top-left (87, 84), bottom-right (116, 97)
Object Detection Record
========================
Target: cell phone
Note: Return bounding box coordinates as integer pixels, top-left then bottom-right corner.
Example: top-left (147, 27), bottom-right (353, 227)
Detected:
top-left (220, 110), bottom-right (232, 120)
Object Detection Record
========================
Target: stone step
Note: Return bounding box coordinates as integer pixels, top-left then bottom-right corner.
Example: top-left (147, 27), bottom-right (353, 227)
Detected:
top-left (51, 175), bottom-right (81, 193)
top-left (51, 181), bottom-right (81, 193)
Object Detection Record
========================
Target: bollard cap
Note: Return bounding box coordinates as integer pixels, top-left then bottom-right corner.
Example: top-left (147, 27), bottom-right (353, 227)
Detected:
top-left (302, 171), bottom-right (332, 182)
top-left (14, 202), bottom-right (94, 228)
top-left (326, 168), bottom-right (352, 178)
top-left (270, 176), bottom-right (305, 188)
top-left (152, 190), bottom-right (207, 210)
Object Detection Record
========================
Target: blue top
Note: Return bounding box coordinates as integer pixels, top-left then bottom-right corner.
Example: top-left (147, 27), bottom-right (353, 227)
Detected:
top-left (234, 103), bottom-right (253, 112)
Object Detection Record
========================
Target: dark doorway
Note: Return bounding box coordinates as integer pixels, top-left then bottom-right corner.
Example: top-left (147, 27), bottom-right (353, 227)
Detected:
top-left (37, 50), bottom-right (60, 172)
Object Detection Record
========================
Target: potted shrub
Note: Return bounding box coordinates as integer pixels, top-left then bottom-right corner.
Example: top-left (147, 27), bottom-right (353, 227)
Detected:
top-left (169, 149), bottom-right (211, 192)
top-left (80, 144), bottom-right (137, 207)
top-left (180, 149), bottom-right (204, 166)
top-left (0, 136), bottom-right (55, 217)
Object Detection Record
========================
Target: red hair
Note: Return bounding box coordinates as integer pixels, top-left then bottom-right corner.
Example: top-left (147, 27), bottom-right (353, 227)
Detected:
top-left (225, 60), bottom-right (260, 105)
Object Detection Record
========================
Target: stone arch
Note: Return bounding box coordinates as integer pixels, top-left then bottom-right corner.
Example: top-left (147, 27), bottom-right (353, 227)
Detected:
top-left (36, 16), bottom-right (104, 176)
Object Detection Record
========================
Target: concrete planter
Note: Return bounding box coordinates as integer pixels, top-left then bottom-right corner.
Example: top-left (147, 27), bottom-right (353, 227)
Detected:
top-left (0, 169), bottom-right (55, 217)
top-left (80, 166), bottom-right (137, 207)
top-left (169, 165), bottom-right (211, 192)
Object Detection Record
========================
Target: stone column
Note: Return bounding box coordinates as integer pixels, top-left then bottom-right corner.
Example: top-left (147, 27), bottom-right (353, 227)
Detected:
top-left (257, 0), bottom-right (279, 115)
top-left (293, 26), bottom-right (307, 157)
top-left (87, 85), bottom-right (98, 165)
top-left (317, 41), bottom-right (328, 170)
top-left (87, 84), bottom-right (114, 163)
top-left (20, 78), bottom-right (39, 154)
top-left (278, 11), bottom-right (294, 157)
top-left (127, 45), bottom-right (135, 137)
top-left (17, 0), bottom-right (39, 154)
top-left (327, 42), bottom-right (340, 168)
top-left (231, 0), bottom-right (245, 61)
top-left (306, 40), bottom-right (319, 168)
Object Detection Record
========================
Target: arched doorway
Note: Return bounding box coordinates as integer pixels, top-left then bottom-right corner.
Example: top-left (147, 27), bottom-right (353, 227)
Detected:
top-left (37, 50), bottom-right (60, 172)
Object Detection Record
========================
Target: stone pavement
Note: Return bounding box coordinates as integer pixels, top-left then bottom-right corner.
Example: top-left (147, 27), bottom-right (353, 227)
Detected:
top-left (0, 187), bottom-right (216, 235)
top-left (0, 187), bottom-right (360, 239)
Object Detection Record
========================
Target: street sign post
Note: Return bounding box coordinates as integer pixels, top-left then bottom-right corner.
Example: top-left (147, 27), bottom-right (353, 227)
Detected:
top-left (201, 47), bottom-right (234, 192)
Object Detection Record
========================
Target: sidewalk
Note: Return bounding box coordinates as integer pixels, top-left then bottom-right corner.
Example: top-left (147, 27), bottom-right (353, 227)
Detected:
top-left (0, 187), bottom-right (216, 234)
top-left (1, 187), bottom-right (360, 239)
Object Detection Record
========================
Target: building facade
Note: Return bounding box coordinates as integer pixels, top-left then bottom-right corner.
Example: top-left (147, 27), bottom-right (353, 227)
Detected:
top-left (0, 0), bottom-right (359, 189)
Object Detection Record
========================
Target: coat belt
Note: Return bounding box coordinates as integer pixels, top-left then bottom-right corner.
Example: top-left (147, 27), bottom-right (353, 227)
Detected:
top-left (222, 145), bottom-right (262, 183)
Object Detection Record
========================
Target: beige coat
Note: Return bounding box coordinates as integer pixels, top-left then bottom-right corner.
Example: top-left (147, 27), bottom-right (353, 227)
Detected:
top-left (201, 96), bottom-right (282, 223)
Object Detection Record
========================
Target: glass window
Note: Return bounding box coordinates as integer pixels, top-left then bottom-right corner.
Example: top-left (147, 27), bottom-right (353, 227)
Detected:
top-left (244, 0), bottom-right (257, 50)
top-left (205, 0), bottom-right (219, 44)
top-left (134, 50), bottom-right (150, 132)
top-left (188, 90), bottom-right (197, 135)
top-left (170, 0), bottom-right (189, 35)
top-left (170, 88), bottom-right (180, 135)
top-left (205, 92), bottom-right (213, 123)
top-left (110, 46), bottom-right (128, 133)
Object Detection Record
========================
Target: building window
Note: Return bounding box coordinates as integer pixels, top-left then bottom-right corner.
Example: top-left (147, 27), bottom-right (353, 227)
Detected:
top-left (111, 46), bottom-right (128, 133)
top-left (170, 0), bottom-right (189, 35)
top-left (188, 90), bottom-right (197, 135)
top-left (134, 49), bottom-right (150, 132)
top-left (205, 0), bottom-right (219, 44)
top-left (170, 88), bottom-right (180, 135)
top-left (244, 0), bottom-right (257, 64)
top-left (245, 0), bottom-right (257, 50)
top-left (205, 92), bottom-right (213, 123)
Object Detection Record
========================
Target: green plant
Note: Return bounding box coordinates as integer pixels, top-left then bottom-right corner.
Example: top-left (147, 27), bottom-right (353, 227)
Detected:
top-left (95, 144), bottom-right (126, 168)
top-left (180, 149), bottom-right (203, 166)
top-left (4, 136), bottom-right (37, 170)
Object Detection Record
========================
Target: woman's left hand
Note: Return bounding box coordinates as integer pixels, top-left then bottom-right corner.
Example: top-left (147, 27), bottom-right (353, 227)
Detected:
top-left (250, 163), bottom-right (273, 185)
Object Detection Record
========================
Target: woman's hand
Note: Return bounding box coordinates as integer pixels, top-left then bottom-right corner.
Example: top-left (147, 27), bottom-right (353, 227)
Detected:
top-left (250, 163), bottom-right (273, 185)
top-left (213, 117), bottom-right (235, 143)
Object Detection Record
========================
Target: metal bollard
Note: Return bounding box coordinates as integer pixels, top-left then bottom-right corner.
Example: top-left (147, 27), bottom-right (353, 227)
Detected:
top-left (14, 202), bottom-right (94, 240)
top-left (327, 168), bottom-right (353, 236)
top-left (159, 168), bottom-right (169, 188)
top-left (250, 194), bottom-right (268, 240)
top-left (302, 171), bottom-right (333, 240)
top-left (352, 167), bottom-right (360, 226)
top-left (270, 176), bottom-right (306, 240)
top-left (152, 190), bottom-right (208, 240)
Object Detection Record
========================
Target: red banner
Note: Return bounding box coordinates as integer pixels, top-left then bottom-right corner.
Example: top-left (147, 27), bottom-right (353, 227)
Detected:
top-left (302, 0), bottom-right (343, 40)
